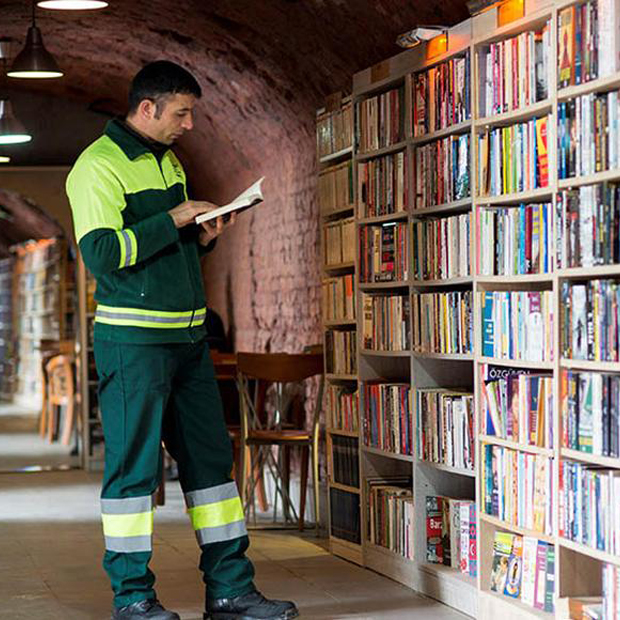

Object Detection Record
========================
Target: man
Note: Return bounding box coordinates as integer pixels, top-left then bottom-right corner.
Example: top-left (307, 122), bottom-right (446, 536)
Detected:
top-left (66, 61), bottom-right (298, 620)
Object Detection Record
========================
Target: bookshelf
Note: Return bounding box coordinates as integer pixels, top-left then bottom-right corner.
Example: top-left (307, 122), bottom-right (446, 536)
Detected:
top-left (317, 94), bottom-right (363, 565)
top-left (318, 0), bottom-right (620, 616)
top-left (0, 257), bottom-right (14, 401)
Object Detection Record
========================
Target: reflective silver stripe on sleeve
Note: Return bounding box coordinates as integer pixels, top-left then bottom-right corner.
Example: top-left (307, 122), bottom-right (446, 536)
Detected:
top-left (195, 520), bottom-right (248, 546)
top-left (185, 482), bottom-right (240, 509)
top-left (104, 535), bottom-right (152, 553)
top-left (120, 230), bottom-right (132, 268)
top-left (101, 496), bottom-right (152, 515)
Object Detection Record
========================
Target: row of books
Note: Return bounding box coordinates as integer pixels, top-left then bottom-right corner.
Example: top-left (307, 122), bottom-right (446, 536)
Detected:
top-left (411, 291), bottom-right (473, 355)
top-left (414, 134), bottom-right (470, 209)
top-left (478, 116), bottom-right (549, 197)
top-left (426, 496), bottom-right (477, 577)
top-left (561, 369), bottom-right (620, 458)
top-left (558, 92), bottom-right (620, 179)
top-left (481, 364), bottom-right (554, 449)
top-left (561, 279), bottom-right (620, 362)
top-left (603, 563), bottom-right (620, 619)
top-left (359, 223), bottom-right (409, 283)
top-left (357, 151), bottom-right (408, 218)
top-left (417, 389), bottom-right (474, 472)
top-left (480, 290), bottom-right (554, 362)
top-left (556, 184), bottom-right (620, 269)
top-left (361, 294), bottom-right (410, 351)
top-left (317, 100), bottom-right (353, 158)
top-left (318, 161), bottom-right (353, 216)
top-left (329, 487), bottom-right (361, 544)
top-left (362, 383), bottom-right (412, 455)
top-left (356, 86), bottom-right (406, 154)
top-left (559, 460), bottom-right (620, 555)
top-left (325, 329), bottom-right (356, 375)
top-left (331, 435), bottom-right (360, 488)
top-left (490, 533), bottom-right (555, 612)
top-left (412, 51), bottom-right (471, 137)
top-left (412, 213), bottom-right (471, 281)
top-left (366, 477), bottom-right (414, 560)
top-left (323, 217), bottom-right (355, 267)
top-left (478, 202), bottom-right (552, 276)
top-left (479, 25), bottom-right (550, 118)
top-left (322, 275), bottom-right (355, 323)
top-left (483, 444), bottom-right (554, 535)
top-left (327, 384), bottom-right (359, 433)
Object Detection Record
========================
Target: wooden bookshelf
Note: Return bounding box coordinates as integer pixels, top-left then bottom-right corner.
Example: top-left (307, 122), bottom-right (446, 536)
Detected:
top-left (320, 0), bottom-right (620, 616)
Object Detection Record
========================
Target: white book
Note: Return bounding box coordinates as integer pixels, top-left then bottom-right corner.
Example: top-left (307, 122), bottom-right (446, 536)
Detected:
top-left (195, 177), bottom-right (265, 225)
top-left (598, 0), bottom-right (620, 77)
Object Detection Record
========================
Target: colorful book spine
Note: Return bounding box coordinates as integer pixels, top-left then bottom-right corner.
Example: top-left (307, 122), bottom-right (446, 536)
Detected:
top-left (357, 86), bottom-right (406, 153)
top-left (362, 382), bottom-right (413, 455)
top-left (359, 222), bottom-right (409, 283)
top-left (358, 151), bottom-right (408, 218)
top-left (559, 461), bottom-right (620, 556)
top-left (481, 364), bottom-right (554, 448)
top-left (327, 384), bottom-right (359, 433)
top-left (362, 293), bottom-right (411, 351)
top-left (411, 290), bottom-right (473, 355)
top-left (417, 389), bottom-right (475, 471)
top-left (478, 290), bottom-right (554, 362)
top-left (483, 444), bottom-right (554, 535)
top-left (478, 203), bottom-right (552, 276)
top-left (322, 275), bottom-right (355, 322)
top-left (413, 213), bottom-right (472, 281)
top-left (413, 50), bottom-right (471, 136)
top-left (415, 134), bottom-right (470, 209)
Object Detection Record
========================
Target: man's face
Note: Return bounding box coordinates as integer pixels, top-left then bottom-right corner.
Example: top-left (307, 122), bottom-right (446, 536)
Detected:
top-left (146, 93), bottom-right (197, 145)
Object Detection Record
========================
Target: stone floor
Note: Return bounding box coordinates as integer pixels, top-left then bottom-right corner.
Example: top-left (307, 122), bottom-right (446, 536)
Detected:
top-left (0, 469), bottom-right (469, 620)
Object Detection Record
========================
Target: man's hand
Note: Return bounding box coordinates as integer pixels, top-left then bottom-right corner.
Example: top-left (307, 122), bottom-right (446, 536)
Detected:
top-left (198, 212), bottom-right (237, 246)
top-left (168, 200), bottom-right (220, 229)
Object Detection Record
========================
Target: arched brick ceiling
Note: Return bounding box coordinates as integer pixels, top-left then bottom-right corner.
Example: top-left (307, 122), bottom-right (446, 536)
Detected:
top-left (1, 0), bottom-right (469, 350)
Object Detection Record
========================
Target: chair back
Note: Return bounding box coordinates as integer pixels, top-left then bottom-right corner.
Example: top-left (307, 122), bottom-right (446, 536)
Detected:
top-left (46, 354), bottom-right (74, 406)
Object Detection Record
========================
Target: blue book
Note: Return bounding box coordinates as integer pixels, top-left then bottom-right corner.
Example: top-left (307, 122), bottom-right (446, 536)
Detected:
top-left (482, 292), bottom-right (495, 357)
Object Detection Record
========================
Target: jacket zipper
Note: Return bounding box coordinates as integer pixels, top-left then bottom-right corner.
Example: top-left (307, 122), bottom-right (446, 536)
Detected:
top-left (154, 153), bottom-right (197, 342)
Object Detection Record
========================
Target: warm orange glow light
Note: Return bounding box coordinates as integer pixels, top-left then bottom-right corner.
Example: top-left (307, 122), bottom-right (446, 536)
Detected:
top-left (498, 0), bottom-right (525, 27)
top-left (426, 34), bottom-right (448, 60)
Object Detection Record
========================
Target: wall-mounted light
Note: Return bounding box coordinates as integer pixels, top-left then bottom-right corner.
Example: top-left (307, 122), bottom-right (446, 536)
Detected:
top-left (396, 26), bottom-right (447, 49)
top-left (37, 0), bottom-right (108, 9)
top-left (8, 1), bottom-right (63, 79)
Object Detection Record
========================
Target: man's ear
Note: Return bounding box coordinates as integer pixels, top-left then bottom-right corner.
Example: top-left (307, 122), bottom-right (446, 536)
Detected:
top-left (137, 99), bottom-right (156, 121)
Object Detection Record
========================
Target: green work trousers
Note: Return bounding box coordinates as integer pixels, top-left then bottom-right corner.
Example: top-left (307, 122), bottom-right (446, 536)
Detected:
top-left (94, 338), bottom-right (255, 607)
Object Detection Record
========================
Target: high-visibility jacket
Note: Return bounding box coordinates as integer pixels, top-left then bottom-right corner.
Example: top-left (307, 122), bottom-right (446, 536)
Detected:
top-left (67, 119), bottom-right (214, 344)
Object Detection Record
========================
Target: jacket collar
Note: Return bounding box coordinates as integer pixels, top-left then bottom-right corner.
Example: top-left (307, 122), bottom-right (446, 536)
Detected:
top-left (104, 118), bottom-right (169, 161)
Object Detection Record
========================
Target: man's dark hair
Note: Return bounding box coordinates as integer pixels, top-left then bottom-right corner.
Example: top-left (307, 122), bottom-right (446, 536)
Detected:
top-left (128, 60), bottom-right (202, 116)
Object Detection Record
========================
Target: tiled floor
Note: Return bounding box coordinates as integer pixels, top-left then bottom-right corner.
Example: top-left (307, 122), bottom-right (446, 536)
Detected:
top-left (0, 469), bottom-right (469, 619)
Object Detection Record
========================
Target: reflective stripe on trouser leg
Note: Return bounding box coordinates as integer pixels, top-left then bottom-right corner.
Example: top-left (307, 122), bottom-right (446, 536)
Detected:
top-left (101, 495), bottom-right (154, 553)
top-left (185, 481), bottom-right (247, 545)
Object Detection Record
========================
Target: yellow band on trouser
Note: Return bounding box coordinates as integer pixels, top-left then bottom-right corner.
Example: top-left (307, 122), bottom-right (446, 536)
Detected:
top-left (185, 482), bottom-right (247, 546)
top-left (95, 305), bottom-right (207, 329)
top-left (101, 495), bottom-right (154, 553)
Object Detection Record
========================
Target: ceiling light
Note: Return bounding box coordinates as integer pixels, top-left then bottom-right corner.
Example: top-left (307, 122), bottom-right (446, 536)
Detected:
top-left (0, 100), bottom-right (32, 144)
top-left (37, 0), bottom-right (108, 9)
top-left (8, 3), bottom-right (63, 79)
top-left (0, 156), bottom-right (11, 163)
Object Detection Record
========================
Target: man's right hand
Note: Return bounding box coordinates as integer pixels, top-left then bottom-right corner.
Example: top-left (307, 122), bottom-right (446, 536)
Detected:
top-left (168, 200), bottom-right (220, 228)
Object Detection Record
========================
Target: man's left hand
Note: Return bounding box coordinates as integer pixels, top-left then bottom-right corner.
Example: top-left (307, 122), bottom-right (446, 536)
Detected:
top-left (198, 212), bottom-right (237, 245)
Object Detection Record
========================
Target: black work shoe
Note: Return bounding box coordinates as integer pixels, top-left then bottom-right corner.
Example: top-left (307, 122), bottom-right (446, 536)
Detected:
top-left (204, 590), bottom-right (299, 619)
top-left (112, 598), bottom-right (180, 620)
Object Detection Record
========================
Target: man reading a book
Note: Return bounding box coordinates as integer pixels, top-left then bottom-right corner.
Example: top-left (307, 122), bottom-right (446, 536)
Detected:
top-left (66, 60), bottom-right (298, 620)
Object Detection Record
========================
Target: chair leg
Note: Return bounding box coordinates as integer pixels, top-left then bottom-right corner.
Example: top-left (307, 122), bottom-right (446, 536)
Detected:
top-left (47, 402), bottom-right (55, 443)
top-left (312, 437), bottom-right (320, 533)
top-left (282, 445), bottom-right (292, 523)
top-left (238, 440), bottom-right (250, 503)
top-left (60, 399), bottom-right (74, 446)
top-left (299, 445), bottom-right (310, 531)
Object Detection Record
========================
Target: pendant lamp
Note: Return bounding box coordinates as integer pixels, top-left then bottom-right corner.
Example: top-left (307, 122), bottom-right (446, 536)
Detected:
top-left (38, 0), bottom-right (108, 8)
top-left (0, 41), bottom-right (32, 144)
top-left (0, 156), bottom-right (11, 163)
top-left (8, 2), bottom-right (63, 79)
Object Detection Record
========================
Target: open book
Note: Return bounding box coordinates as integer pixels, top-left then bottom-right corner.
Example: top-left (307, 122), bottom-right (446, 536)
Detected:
top-left (195, 177), bottom-right (265, 225)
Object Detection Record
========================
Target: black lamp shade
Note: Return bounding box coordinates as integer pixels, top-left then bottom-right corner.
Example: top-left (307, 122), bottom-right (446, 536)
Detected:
top-left (0, 99), bottom-right (32, 144)
top-left (8, 25), bottom-right (63, 79)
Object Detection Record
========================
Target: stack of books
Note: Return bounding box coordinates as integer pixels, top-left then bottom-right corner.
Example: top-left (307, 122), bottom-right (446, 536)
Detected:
top-left (356, 85), bottom-right (405, 153)
top-left (603, 563), bottom-right (620, 618)
top-left (362, 294), bottom-right (411, 351)
top-left (317, 100), bottom-right (353, 158)
top-left (357, 152), bottom-right (408, 218)
top-left (318, 161), bottom-right (353, 215)
top-left (323, 217), bottom-right (355, 266)
top-left (325, 330), bottom-right (357, 375)
top-left (332, 435), bottom-right (360, 488)
top-left (359, 222), bottom-right (409, 283)
top-left (322, 275), bottom-right (355, 322)
top-left (330, 488), bottom-right (361, 544)
top-left (327, 384), bottom-right (359, 433)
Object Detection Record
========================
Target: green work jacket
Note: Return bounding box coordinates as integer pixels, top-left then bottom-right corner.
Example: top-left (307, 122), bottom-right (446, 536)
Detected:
top-left (66, 119), bottom-right (213, 344)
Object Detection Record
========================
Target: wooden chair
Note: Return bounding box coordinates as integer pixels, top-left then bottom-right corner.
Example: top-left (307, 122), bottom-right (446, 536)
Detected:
top-left (237, 352), bottom-right (324, 531)
top-left (45, 354), bottom-right (76, 446)
top-left (39, 339), bottom-right (74, 438)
